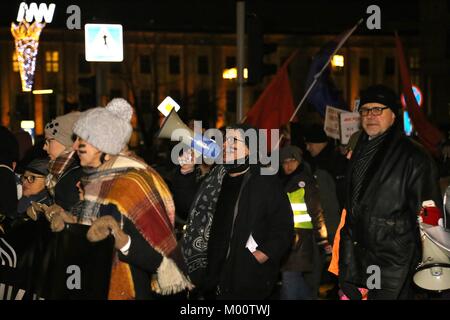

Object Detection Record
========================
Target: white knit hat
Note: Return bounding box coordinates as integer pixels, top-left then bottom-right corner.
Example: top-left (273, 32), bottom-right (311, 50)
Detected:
top-left (73, 98), bottom-right (133, 155)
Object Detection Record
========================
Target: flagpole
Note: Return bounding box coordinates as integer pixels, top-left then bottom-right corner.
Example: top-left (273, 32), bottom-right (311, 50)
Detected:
top-left (288, 18), bottom-right (363, 123)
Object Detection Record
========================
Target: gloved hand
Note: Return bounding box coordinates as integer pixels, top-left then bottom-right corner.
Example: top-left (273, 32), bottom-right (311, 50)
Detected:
top-left (86, 215), bottom-right (129, 250)
top-left (44, 204), bottom-right (77, 232)
top-left (26, 202), bottom-right (48, 221)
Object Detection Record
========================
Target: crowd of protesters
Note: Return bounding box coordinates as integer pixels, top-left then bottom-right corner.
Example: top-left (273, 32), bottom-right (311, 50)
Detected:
top-left (1, 84), bottom-right (450, 300)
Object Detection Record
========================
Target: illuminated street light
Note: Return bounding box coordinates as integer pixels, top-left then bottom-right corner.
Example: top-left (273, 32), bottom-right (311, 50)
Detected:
top-left (32, 89), bottom-right (53, 94)
top-left (331, 55), bottom-right (344, 68)
top-left (222, 67), bottom-right (248, 80)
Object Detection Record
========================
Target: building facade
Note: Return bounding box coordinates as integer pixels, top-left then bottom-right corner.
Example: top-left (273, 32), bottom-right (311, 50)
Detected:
top-left (0, 26), bottom-right (423, 145)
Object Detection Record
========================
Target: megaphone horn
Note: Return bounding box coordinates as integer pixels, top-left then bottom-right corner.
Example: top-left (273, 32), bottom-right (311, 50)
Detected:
top-left (413, 225), bottom-right (450, 291)
top-left (157, 108), bottom-right (221, 160)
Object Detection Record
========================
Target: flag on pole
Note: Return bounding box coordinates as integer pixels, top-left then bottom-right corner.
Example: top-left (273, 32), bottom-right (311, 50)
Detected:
top-left (395, 32), bottom-right (444, 157)
top-left (245, 50), bottom-right (298, 150)
top-left (304, 21), bottom-right (362, 117)
top-left (290, 19), bottom-right (362, 122)
top-left (305, 40), bottom-right (347, 117)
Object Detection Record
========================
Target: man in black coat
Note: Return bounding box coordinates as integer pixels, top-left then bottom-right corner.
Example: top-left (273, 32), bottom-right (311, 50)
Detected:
top-left (339, 85), bottom-right (443, 299)
top-left (180, 124), bottom-right (294, 299)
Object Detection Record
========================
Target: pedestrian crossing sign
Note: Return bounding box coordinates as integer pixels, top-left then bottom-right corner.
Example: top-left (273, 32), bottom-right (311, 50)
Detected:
top-left (85, 24), bottom-right (123, 62)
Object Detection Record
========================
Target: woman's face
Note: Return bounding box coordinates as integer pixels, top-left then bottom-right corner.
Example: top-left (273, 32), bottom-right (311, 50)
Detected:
top-left (21, 170), bottom-right (46, 197)
top-left (43, 135), bottom-right (66, 160)
top-left (72, 137), bottom-right (103, 168)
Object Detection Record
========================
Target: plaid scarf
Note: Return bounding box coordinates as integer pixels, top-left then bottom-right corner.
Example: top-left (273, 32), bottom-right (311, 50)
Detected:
top-left (77, 154), bottom-right (192, 298)
top-left (45, 148), bottom-right (77, 198)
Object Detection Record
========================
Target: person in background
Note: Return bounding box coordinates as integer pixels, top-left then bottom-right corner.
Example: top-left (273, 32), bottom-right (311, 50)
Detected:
top-left (43, 112), bottom-right (83, 212)
top-left (279, 145), bottom-right (330, 300)
top-left (304, 124), bottom-right (348, 210)
top-left (17, 158), bottom-right (52, 221)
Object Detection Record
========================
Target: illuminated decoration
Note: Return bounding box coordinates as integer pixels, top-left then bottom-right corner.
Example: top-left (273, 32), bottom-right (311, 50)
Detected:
top-left (401, 85), bottom-right (423, 108)
top-left (331, 55), bottom-right (344, 68)
top-left (32, 89), bottom-right (53, 95)
top-left (157, 96), bottom-right (181, 117)
top-left (11, 20), bottom-right (45, 92)
top-left (222, 67), bottom-right (248, 80)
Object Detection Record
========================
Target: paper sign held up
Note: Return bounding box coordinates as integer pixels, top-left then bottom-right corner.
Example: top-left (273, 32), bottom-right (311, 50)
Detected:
top-left (324, 105), bottom-right (361, 144)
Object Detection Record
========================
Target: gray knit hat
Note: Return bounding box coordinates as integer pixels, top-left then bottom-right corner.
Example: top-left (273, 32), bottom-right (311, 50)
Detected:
top-left (73, 98), bottom-right (133, 155)
top-left (45, 112), bottom-right (81, 147)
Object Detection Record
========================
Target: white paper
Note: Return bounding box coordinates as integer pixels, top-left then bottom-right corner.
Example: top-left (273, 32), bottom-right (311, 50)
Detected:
top-left (246, 234), bottom-right (258, 253)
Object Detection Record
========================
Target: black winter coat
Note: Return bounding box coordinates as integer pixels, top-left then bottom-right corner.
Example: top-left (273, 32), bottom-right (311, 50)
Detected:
top-left (215, 166), bottom-right (294, 299)
top-left (174, 165), bottom-right (294, 299)
top-left (339, 126), bottom-right (442, 299)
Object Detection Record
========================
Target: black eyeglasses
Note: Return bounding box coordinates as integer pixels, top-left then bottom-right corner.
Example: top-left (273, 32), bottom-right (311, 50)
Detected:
top-left (359, 106), bottom-right (389, 117)
top-left (20, 175), bottom-right (45, 184)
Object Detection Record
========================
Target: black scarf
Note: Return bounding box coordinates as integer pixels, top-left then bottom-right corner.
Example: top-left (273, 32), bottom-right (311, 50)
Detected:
top-left (350, 129), bottom-right (390, 213)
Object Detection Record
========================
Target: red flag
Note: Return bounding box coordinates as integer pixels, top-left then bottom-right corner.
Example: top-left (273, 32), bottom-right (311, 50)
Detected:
top-left (245, 50), bottom-right (298, 150)
top-left (395, 33), bottom-right (444, 157)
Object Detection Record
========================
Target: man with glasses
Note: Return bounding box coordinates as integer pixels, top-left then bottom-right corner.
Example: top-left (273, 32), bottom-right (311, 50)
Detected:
top-left (338, 84), bottom-right (443, 299)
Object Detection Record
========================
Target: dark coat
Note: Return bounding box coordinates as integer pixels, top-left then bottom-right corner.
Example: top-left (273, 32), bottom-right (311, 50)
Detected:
top-left (100, 204), bottom-right (164, 300)
top-left (0, 165), bottom-right (18, 220)
top-left (310, 142), bottom-right (348, 209)
top-left (215, 165), bottom-right (294, 299)
top-left (54, 162), bottom-right (84, 212)
top-left (280, 164), bottom-right (327, 272)
top-left (339, 126), bottom-right (442, 299)
top-left (175, 164), bottom-right (294, 299)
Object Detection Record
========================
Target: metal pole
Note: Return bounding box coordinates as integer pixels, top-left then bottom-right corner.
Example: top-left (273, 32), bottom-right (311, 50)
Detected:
top-left (236, 1), bottom-right (245, 122)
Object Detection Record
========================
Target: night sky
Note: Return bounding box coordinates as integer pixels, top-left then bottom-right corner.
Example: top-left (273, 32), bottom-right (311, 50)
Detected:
top-left (0, 0), bottom-right (420, 35)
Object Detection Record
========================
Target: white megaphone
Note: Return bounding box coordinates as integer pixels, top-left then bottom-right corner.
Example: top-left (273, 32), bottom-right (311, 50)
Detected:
top-left (413, 223), bottom-right (450, 291)
top-left (157, 108), bottom-right (221, 160)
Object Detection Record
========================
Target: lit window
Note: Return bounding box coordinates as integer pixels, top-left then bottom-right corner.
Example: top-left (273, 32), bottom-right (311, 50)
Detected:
top-left (45, 51), bottom-right (59, 73)
top-left (12, 52), bottom-right (19, 72)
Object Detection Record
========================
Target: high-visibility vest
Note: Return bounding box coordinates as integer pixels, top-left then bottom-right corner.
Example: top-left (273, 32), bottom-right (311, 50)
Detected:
top-left (287, 187), bottom-right (313, 229)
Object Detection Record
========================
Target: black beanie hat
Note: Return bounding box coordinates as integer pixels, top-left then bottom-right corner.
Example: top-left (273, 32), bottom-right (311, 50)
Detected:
top-left (304, 124), bottom-right (328, 143)
top-left (359, 84), bottom-right (400, 114)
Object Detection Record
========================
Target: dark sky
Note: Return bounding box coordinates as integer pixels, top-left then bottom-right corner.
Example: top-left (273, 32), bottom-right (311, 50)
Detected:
top-left (1, 0), bottom-right (420, 35)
